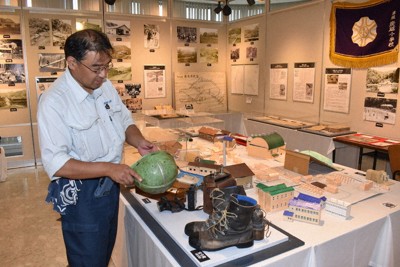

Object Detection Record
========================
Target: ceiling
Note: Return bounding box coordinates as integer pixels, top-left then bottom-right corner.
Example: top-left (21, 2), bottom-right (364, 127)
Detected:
top-left (176, 0), bottom-right (266, 5)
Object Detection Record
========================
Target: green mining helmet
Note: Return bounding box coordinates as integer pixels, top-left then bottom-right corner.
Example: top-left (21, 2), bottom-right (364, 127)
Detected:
top-left (130, 151), bottom-right (178, 194)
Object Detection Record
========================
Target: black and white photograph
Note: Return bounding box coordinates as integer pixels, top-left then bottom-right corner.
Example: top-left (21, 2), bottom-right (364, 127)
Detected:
top-left (246, 46), bottom-right (257, 59)
top-left (366, 67), bottom-right (399, 94)
top-left (114, 83), bottom-right (128, 98)
top-left (144, 24), bottom-right (160, 49)
top-left (327, 74), bottom-right (339, 84)
top-left (0, 87), bottom-right (27, 109)
top-left (38, 53), bottom-right (66, 72)
top-left (111, 41), bottom-right (131, 60)
top-left (0, 63), bottom-right (25, 84)
top-left (177, 47), bottom-right (197, 63)
top-left (125, 98), bottom-right (142, 112)
top-left (29, 18), bottom-right (51, 46)
top-left (0, 15), bottom-right (21, 35)
top-left (199, 47), bottom-right (218, 64)
top-left (108, 62), bottom-right (132, 81)
top-left (199, 28), bottom-right (218, 44)
top-left (231, 48), bottom-right (240, 60)
top-left (51, 19), bottom-right (72, 47)
top-left (364, 97), bottom-right (397, 124)
top-left (105, 20), bottom-right (131, 38)
top-left (244, 23), bottom-right (259, 42)
top-left (76, 18), bottom-right (102, 32)
top-left (177, 26), bottom-right (197, 43)
top-left (0, 39), bottom-right (23, 60)
top-left (228, 27), bottom-right (241, 44)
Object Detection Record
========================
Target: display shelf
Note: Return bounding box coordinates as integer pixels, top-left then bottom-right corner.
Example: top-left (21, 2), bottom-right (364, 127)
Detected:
top-left (246, 115), bottom-right (317, 130)
top-left (299, 124), bottom-right (356, 137)
top-left (141, 113), bottom-right (225, 130)
top-left (120, 186), bottom-right (304, 267)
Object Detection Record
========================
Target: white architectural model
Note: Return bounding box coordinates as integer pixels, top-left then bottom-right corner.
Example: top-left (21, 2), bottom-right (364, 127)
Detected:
top-left (325, 198), bottom-right (352, 219)
top-left (283, 193), bottom-right (324, 225)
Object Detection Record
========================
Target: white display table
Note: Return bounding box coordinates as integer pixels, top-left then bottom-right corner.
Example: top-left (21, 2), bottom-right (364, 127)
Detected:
top-left (113, 130), bottom-right (400, 267)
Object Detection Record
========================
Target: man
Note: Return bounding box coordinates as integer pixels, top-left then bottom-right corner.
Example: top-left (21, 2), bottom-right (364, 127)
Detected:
top-left (37, 29), bottom-right (157, 267)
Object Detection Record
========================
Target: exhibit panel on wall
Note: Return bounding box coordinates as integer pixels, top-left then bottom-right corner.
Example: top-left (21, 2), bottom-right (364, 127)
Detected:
top-left (323, 68), bottom-right (351, 114)
top-left (293, 62), bottom-right (315, 103)
top-left (231, 64), bottom-right (259, 96)
top-left (363, 97), bottom-right (397, 125)
top-left (144, 65), bottom-right (166, 98)
top-left (269, 63), bottom-right (288, 100)
top-left (231, 65), bottom-right (244, 94)
top-left (174, 72), bottom-right (227, 112)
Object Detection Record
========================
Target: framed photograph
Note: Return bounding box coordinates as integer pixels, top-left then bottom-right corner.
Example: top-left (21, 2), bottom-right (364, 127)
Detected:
top-left (111, 41), bottom-right (131, 60)
top-left (177, 26), bottom-right (197, 43)
top-left (177, 47), bottom-right (197, 64)
top-left (228, 27), bottom-right (241, 44)
top-left (144, 24), bottom-right (160, 49)
top-left (51, 19), bottom-right (72, 47)
top-left (0, 63), bottom-right (25, 84)
top-left (0, 39), bottom-right (23, 60)
top-left (243, 24), bottom-right (259, 42)
top-left (108, 62), bottom-right (132, 81)
top-left (364, 97), bottom-right (397, 125)
top-left (0, 87), bottom-right (27, 109)
top-left (199, 28), bottom-right (218, 44)
top-left (366, 67), bottom-right (399, 94)
top-left (28, 18), bottom-right (51, 46)
top-left (76, 18), bottom-right (102, 32)
top-left (38, 53), bottom-right (66, 72)
top-left (0, 15), bottom-right (21, 35)
top-left (105, 20), bottom-right (131, 38)
top-left (199, 47), bottom-right (218, 64)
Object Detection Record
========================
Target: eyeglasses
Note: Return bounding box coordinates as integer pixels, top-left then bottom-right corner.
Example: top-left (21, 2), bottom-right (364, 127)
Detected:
top-left (78, 60), bottom-right (113, 74)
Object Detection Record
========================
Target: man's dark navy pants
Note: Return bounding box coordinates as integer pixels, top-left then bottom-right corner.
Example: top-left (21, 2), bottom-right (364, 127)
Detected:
top-left (61, 178), bottom-right (120, 267)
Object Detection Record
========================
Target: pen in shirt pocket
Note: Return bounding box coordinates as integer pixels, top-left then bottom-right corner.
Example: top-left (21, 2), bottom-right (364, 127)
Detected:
top-left (104, 101), bottom-right (113, 121)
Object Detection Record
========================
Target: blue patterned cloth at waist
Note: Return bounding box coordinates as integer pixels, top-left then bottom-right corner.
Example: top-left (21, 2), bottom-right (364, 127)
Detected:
top-left (45, 177), bottom-right (116, 215)
top-left (45, 178), bottom-right (82, 215)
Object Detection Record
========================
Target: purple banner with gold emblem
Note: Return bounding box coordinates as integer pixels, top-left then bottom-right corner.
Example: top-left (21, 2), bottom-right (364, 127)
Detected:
top-left (330, 0), bottom-right (399, 68)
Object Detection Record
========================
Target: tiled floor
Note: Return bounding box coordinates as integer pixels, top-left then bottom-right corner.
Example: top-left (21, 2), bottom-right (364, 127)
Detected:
top-left (0, 166), bottom-right (115, 267)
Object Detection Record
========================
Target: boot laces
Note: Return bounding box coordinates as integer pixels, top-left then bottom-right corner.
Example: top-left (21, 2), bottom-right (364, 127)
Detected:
top-left (208, 209), bottom-right (237, 237)
top-left (210, 188), bottom-right (226, 211)
top-left (208, 196), bottom-right (239, 236)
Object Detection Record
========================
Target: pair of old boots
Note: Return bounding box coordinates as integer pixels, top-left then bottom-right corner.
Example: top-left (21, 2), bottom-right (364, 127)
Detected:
top-left (184, 186), bottom-right (267, 251)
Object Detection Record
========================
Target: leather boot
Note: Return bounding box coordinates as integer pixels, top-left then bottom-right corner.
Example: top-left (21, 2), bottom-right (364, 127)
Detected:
top-left (188, 194), bottom-right (257, 251)
top-left (184, 186), bottom-right (246, 236)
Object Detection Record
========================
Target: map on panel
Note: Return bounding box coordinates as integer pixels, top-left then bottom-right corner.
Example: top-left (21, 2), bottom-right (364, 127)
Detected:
top-left (174, 72), bottom-right (227, 112)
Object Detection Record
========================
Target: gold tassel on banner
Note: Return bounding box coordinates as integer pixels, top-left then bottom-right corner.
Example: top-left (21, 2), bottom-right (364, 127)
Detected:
top-left (330, 0), bottom-right (399, 68)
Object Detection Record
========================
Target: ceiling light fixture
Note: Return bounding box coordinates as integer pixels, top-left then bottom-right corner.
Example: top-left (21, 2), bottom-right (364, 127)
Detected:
top-left (222, 2), bottom-right (232, 16)
top-left (105, 0), bottom-right (116, 5)
top-left (214, 1), bottom-right (223, 14)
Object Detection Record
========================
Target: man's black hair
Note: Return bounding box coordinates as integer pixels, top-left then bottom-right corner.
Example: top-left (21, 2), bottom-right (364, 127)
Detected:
top-left (64, 29), bottom-right (113, 61)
